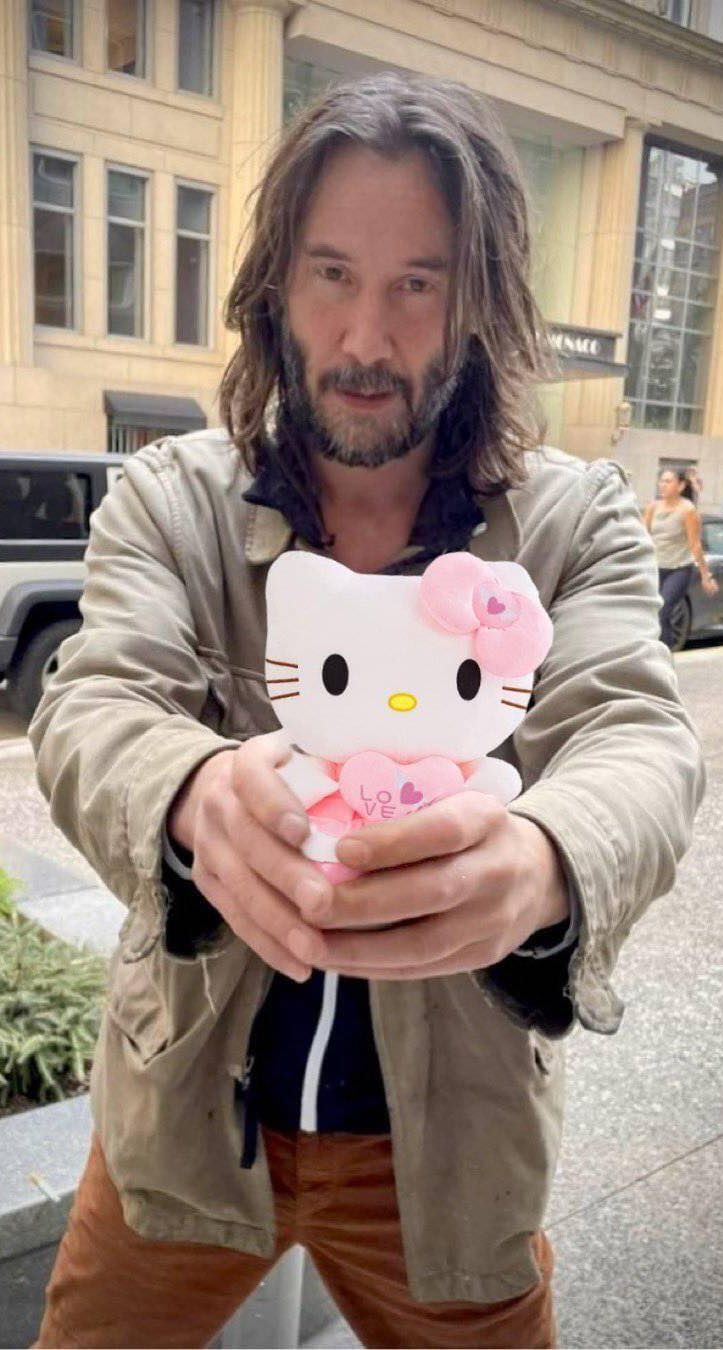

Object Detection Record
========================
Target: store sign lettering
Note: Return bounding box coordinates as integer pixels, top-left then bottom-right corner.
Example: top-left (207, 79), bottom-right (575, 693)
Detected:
top-left (548, 327), bottom-right (616, 363)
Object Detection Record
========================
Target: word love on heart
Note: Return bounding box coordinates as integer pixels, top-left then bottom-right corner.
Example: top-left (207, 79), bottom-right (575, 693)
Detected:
top-left (338, 752), bottom-right (465, 820)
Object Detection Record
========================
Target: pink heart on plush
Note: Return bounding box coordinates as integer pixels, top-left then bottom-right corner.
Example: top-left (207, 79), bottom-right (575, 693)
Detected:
top-left (487, 596), bottom-right (506, 615)
top-left (339, 752), bottom-right (465, 821)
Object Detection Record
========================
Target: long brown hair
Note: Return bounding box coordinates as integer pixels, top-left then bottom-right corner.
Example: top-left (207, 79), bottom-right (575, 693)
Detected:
top-left (219, 72), bottom-right (553, 506)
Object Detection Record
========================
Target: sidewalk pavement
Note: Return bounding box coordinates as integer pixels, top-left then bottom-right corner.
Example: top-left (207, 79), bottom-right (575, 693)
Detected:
top-left (2, 644), bottom-right (722, 1348)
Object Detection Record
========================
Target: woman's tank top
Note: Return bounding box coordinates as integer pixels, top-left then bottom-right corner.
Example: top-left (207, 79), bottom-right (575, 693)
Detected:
top-left (650, 501), bottom-right (695, 569)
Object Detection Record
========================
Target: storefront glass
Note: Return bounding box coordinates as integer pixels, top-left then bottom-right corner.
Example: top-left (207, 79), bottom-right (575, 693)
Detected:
top-left (283, 57), bottom-right (343, 125)
top-left (512, 137), bottom-right (583, 327)
top-left (626, 140), bottom-right (722, 432)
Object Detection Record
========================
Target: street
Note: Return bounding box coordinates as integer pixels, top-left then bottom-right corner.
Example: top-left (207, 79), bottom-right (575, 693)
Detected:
top-left (1, 647), bottom-right (722, 1348)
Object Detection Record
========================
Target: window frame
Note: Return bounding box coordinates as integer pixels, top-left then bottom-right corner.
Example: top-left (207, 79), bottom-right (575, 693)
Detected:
top-left (28, 0), bottom-right (81, 63)
top-left (104, 162), bottom-right (151, 342)
top-left (173, 178), bottom-right (215, 349)
top-left (30, 146), bottom-right (82, 334)
top-left (105, 0), bottom-right (151, 83)
top-left (176, 0), bottom-right (219, 100)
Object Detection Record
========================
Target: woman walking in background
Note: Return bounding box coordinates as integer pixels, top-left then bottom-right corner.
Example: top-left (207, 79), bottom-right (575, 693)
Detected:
top-left (644, 467), bottom-right (718, 649)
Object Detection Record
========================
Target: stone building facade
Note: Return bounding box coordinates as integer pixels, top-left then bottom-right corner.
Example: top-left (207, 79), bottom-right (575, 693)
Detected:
top-left (2, 0), bottom-right (723, 506)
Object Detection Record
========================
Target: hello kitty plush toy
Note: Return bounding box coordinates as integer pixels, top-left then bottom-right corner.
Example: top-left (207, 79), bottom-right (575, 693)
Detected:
top-left (265, 551), bottom-right (553, 882)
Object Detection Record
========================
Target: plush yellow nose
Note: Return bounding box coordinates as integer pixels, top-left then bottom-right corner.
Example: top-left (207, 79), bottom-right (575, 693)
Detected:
top-left (388, 692), bottom-right (417, 712)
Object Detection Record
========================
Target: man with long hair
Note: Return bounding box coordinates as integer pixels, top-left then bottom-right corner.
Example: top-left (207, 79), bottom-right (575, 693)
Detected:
top-left (31, 74), bottom-right (702, 1348)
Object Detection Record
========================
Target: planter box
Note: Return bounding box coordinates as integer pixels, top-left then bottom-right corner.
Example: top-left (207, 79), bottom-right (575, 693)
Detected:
top-left (1, 838), bottom-right (347, 1347)
top-left (0, 1094), bottom-right (92, 1350)
top-left (0, 1092), bottom-right (346, 1349)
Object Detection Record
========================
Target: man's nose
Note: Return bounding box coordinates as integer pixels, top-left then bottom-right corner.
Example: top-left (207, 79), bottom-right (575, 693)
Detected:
top-left (339, 290), bottom-right (394, 367)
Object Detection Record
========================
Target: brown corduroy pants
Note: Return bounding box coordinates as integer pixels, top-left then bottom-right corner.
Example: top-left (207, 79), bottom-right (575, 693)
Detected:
top-left (35, 1129), bottom-right (556, 1349)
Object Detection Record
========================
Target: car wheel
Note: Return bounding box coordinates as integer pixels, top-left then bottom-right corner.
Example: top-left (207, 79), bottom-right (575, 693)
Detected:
top-left (6, 618), bottom-right (81, 721)
top-left (669, 598), bottom-right (691, 653)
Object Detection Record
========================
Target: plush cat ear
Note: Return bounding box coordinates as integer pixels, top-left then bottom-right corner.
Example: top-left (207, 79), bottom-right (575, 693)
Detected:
top-left (420, 552), bottom-right (553, 678)
top-left (266, 551), bottom-right (352, 617)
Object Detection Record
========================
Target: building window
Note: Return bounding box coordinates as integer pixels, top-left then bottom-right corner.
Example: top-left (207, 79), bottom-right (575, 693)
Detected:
top-left (178, 0), bottom-right (215, 96)
top-left (626, 141), bottom-right (722, 433)
top-left (657, 0), bottom-right (692, 26)
top-left (107, 169), bottom-right (147, 338)
top-left (104, 391), bottom-right (206, 453)
top-left (658, 0), bottom-right (723, 40)
top-left (29, 0), bottom-right (78, 58)
top-left (32, 151), bottom-right (78, 329)
top-left (107, 0), bottom-right (146, 78)
top-left (108, 421), bottom-right (169, 454)
top-left (283, 56), bottom-right (341, 124)
top-left (175, 184), bottom-right (212, 346)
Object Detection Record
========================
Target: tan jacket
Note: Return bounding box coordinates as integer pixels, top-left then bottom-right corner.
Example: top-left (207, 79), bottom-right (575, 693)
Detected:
top-left (29, 429), bottom-right (704, 1304)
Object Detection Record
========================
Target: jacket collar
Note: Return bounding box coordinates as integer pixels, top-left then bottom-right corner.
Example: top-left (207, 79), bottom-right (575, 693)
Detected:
top-left (242, 460), bottom-right (522, 567)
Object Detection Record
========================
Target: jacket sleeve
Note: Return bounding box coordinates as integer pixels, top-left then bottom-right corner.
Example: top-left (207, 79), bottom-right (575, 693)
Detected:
top-left (480, 462), bottom-right (705, 1037)
top-left (27, 449), bottom-right (238, 963)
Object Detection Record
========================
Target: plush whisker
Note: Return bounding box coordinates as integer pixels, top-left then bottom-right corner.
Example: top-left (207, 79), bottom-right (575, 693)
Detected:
top-left (501, 698), bottom-right (528, 710)
top-left (266, 678), bottom-right (299, 685)
top-left (502, 686), bottom-right (532, 695)
top-left (269, 691), bottom-right (300, 700)
top-left (266, 659), bottom-right (299, 668)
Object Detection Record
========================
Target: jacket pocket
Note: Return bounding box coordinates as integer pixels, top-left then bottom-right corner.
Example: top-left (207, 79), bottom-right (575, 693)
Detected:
top-left (198, 657), bottom-right (236, 737)
top-left (107, 950), bottom-right (170, 1065)
top-left (529, 1027), bottom-right (562, 1078)
top-left (198, 653), bottom-right (278, 739)
top-left (229, 670), bottom-right (280, 738)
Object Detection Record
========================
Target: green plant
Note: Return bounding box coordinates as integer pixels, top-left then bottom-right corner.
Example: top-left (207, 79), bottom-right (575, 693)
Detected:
top-left (0, 872), bottom-right (109, 1108)
top-left (0, 868), bottom-right (16, 919)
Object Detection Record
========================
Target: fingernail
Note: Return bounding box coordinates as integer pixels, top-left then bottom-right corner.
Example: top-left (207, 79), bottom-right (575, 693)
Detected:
top-left (278, 812), bottom-right (308, 846)
top-left (336, 837), bottom-right (369, 868)
top-left (295, 877), bottom-right (329, 911)
top-left (288, 928), bottom-right (313, 962)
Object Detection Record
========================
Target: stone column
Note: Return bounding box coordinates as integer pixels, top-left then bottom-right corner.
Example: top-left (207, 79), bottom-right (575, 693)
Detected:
top-left (224, 0), bottom-right (292, 360)
top-left (561, 118), bottom-right (647, 459)
top-left (0, 0), bottom-right (32, 369)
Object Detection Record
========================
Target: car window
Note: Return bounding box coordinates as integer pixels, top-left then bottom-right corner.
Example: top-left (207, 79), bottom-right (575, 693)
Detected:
top-left (702, 521), bottom-right (723, 557)
top-left (0, 468), bottom-right (91, 540)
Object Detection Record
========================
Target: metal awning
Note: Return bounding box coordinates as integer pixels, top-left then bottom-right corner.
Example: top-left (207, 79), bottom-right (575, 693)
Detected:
top-left (103, 391), bottom-right (207, 431)
top-left (545, 324), bottom-right (628, 381)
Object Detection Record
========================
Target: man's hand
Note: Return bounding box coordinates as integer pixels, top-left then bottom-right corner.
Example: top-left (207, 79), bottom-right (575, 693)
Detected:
top-left (167, 732), bottom-right (331, 983)
top-left (291, 793), bottom-right (569, 979)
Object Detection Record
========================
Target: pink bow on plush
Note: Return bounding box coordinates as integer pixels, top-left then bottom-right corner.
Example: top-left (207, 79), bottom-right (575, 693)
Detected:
top-left (419, 553), bottom-right (553, 677)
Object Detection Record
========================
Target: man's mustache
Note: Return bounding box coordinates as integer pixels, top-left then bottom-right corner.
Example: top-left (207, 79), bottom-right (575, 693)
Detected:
top-left (318, 366), bottom-right (412, 401)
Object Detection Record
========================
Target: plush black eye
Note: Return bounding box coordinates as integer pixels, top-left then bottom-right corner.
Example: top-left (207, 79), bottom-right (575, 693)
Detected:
top-left (456, 659), bottom-right (481, 700)
top-left (322, 654), bottom-right (349, 695)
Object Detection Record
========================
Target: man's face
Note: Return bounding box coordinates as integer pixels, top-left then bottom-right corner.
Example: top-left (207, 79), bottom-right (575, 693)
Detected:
top-left (284, 146), bottom-right (457, 468)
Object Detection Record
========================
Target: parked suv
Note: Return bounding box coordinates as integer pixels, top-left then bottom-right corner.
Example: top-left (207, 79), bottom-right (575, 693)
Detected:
top-left (0, 452), bottom-right (126, 718)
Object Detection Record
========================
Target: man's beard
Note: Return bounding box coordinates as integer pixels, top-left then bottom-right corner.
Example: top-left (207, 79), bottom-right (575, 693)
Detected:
top-left (279, 321), bottom-right (460, 468)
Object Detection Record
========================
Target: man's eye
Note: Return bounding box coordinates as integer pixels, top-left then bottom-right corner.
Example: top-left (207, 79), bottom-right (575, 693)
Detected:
top-left (319, 265), bottom-right (345, 283)
top-left (404, 277), bottom-right (430, 293)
